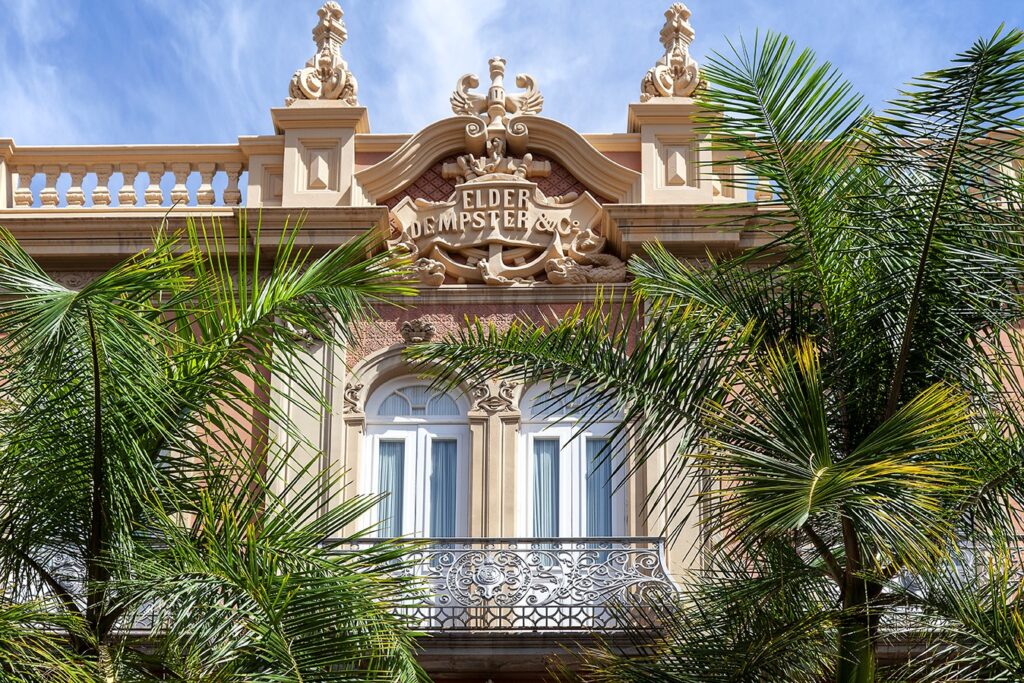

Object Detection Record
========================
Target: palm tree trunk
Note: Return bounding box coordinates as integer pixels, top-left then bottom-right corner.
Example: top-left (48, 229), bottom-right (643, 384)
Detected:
top-left (838, 517), bottom-right (877, 682)
top-left (836, 614), bottom-right (876, 683)
top-left (85, 309), bottom-right (110, 651)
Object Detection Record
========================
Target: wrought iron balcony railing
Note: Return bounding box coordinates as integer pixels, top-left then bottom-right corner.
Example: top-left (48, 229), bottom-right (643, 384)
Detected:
top-left (10, 536), bottom-right (677, 636)
top-left (337, 536), bottom-right (677, 632)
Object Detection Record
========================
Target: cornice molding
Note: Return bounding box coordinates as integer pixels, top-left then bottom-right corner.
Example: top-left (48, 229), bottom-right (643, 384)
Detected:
top-left (0, 206), bottom-right (387, 267)
top-left (270, 102), bottom-right (369, 134)
top-left (605, 203), bottom-right (788, 257)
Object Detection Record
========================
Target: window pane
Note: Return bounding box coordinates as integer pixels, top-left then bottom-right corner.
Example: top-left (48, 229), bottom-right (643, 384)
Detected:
top-left (533, 438), bottom-right (560, 537)
top-left (430, 439), bottom-right (458, 537)
top-left (379, 392), bottom-right (411, 417)
top-left (586, 438), bottom-right (613, 537)
top-left (427, 393), bottom-right (460, 417)
top-left (378, 440), bottom-right (405, 537)
top-left (406, 385), bottom-right (431, 411)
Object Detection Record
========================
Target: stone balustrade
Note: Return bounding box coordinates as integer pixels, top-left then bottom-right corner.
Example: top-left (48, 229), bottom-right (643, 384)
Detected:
top-left (0, 143), bottom-right (246, 209)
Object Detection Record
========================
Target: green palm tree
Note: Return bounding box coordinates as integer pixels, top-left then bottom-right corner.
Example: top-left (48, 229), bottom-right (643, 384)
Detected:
top-left (891, 539), bottom-right (1024, 682)
top-left (409, 29), bottom-right (1024, 681)
top-left (0, 597), bottom-right (93, 681)
top-left (0, 217), bottom-right (425, 679)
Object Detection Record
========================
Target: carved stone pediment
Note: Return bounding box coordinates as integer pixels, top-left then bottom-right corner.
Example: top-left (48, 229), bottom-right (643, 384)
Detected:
top-left (388, 171), bottom-right (625, 286)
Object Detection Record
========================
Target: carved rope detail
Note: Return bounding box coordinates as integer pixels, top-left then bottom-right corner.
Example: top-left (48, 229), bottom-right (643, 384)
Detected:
top-left (286, 2), bottom-right (358, 105)
top-left (640, 3), bottom-right (702, 101)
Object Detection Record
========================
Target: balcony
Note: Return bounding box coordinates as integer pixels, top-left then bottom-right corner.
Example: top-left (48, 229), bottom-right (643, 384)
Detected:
top-left (342, 536), bottom-right (676, 633)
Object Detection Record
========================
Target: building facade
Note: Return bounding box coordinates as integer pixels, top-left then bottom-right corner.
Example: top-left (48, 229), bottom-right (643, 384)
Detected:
top-left (0, 3), bottom-right (776, 679)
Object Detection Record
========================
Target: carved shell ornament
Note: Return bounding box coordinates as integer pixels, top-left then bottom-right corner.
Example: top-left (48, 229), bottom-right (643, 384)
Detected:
top-left (286, 2), bottom-right (358, 105)
top-left (386, 57), bottom-right (628, 287)
top-left (640, 2), bottom-right (703, 101)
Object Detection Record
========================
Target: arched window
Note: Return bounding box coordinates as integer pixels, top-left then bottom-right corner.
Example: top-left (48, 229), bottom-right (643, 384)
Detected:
top-left (365, 379), bottom-right (469, 538)
top-left (518, 383), bottom-right (626, 538)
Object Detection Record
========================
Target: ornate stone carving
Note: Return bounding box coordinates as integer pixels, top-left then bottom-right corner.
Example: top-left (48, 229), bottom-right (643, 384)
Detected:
top-left (640, 3), bottom-right (702, 101)
top-left (546, 254), bottom-right (629, 284)
top-left (471, 380), bottom-right (517, 413)
top-left (409, 258), bottom-right (444, 286)
top-left (451, 57), bottom-right (542, 157)
top-left (342, 381), bottom-right (363, 413)
top-left (52, 271), bottom-right (98, 289)
top-left (388, 174), bottom-right (625, 286)
top-left (451, 57), bottom-right (543, 128)
top-left (287, 2), bottom-right (358, 106)
top-left (400, 319), bottom-right (436, 344)
top-left (442, 136), bottom-right (550, 185)
top-left (381, 55), bottom-right (625, 286)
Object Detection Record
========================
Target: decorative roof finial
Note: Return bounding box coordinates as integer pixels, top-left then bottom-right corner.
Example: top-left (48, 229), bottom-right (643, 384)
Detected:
top-left (286, 1), bottom-right (358, 106)
top-left (450, 57), bottom-right (544, 133)
top-left (640, 3), bottom-right (702, 101)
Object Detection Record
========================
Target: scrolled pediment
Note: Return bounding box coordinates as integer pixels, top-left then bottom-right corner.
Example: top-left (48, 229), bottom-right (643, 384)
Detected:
top-left (354, 115), bottom-right (640, 205)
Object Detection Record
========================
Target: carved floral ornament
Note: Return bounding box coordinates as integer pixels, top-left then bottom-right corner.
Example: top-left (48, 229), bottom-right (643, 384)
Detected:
top-left (640, 2), bottom-right (703, 101)
top-left (286, 2), bottom-right (358, 105)
top-left (387, 57), bottom-right (627, 286)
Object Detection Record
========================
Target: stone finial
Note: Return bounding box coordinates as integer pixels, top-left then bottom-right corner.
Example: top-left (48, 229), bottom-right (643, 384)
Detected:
top-left (640, 3), bottom-right (702, 101)
top-left (451, 57), bottom-right (543, 130)
top-left (286, 1), bottom-right (358, 106)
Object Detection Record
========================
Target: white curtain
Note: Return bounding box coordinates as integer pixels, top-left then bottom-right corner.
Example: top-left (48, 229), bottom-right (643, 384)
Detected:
top-left (533, 438), bottom-right (560, 537)
top-left (430, 439), bottom-right (457, 537)
top-left (586, 438), bottom-right (613, 536)
top-left (378, 440), bottom-right (405, 537)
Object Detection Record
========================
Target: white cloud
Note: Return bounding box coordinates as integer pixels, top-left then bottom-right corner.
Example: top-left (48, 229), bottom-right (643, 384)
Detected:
top-left (0, 0), bottom-right (112, 144)
top-left (372, 0), bottom-right (509, 133)
top-left (0, 0), bottom-right (1020, 145)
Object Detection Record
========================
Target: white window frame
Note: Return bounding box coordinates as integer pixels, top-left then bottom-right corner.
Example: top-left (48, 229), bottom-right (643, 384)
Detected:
top-left (364, 378), bottom-right (470, 538)
top-left (517, 385), bottom-right (626, 538)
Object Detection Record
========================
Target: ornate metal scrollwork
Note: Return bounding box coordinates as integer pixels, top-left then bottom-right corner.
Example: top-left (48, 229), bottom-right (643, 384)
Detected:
top-left (340, 537), bottom-right (676, 631)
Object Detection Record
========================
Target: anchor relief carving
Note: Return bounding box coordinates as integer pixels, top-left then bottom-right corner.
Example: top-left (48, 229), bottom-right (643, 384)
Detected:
top-left (388, 57), bottom-right (626, 286)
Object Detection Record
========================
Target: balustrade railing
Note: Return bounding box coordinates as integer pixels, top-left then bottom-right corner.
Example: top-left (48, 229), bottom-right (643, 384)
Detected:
top-left (336, 536), bottom-right (676, 632)
top-left (3, 145), bottom-right (246, 209)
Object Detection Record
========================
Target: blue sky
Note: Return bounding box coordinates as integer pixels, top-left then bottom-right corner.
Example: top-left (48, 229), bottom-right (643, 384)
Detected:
top-left (1, 0), bottom-right (1022, 145)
